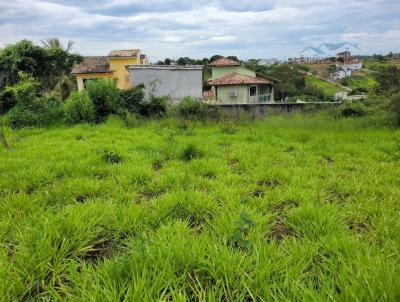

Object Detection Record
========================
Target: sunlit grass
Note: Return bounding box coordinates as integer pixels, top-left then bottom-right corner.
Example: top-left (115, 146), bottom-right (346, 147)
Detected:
top-left (306, 75), bottom-right (341, 95)
top-left (0, 114), bottom-right (399, 301)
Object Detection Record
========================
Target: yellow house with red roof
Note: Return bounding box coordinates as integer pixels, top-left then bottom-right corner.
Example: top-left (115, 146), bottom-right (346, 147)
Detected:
top-left (208, 57), bottom-right (278, 104)
top-left (71, 49), bottom-right (149, 91)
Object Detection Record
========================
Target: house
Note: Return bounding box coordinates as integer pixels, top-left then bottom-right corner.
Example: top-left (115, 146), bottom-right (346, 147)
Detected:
top-left (258, 58), bottom-right (281, 66)
top-left (127, 65), bottom-right (203, 103)
top-left (71, 49), bottom-right (149, 91)
top-left (207, 57), bottom-right (278, 104)
top-left (331, 51), bottom-right (362, 80)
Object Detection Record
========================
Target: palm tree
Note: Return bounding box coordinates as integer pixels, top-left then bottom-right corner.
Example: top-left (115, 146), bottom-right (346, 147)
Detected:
top-left (41, 38), bottom-right (74, 52)
top-left (40, 38), bottom-right (81, 98)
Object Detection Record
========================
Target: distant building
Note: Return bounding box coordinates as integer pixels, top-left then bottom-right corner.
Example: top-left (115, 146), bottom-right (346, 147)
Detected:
top-left (71, 49), bottom-right (149, 91)
top-left (331, 51), bottom-right (362, 80)
top-left (207, 57), bottom-right (278, 104)
top-left (258, 58), bottom-right (281, 66)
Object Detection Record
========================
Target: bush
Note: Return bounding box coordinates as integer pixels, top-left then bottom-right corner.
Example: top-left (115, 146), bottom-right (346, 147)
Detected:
top-left (180, 144), bottom-right (204, 162)
top-left (175, 96), bottom-right (222, 120)
top-left (176, 97), bottom-right (208, 119)
top-left (85, 79), bottom-right (121, 121)
top-left (64, 91), bottom-right (95, 124)
top-left (340, 77), bottom-right (351, 87)
top-left (7, 95), bottom-right (64, 128)
top-left (304, 85), bottom-right (325, 99)
top-left (120, 85), bottom-right (145, 114)
top-left (139, 95), bottom-right (169, 118)
top-left (390, 93), bottom-right (400, 126)
top-left (116, 108), bottom-right (142, 128)
top-left (337, 101), bottom-right (368, 118)
top-left (349, 87), bottom-right (369, 95)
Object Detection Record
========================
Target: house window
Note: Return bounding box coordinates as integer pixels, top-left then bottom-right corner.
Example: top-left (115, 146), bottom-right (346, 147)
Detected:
top-left (249, 85), bottom-right (257, 97)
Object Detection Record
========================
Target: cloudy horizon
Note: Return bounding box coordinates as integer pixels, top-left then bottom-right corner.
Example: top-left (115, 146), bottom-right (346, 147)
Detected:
top-left (0, 0), bottom-right (399, 62)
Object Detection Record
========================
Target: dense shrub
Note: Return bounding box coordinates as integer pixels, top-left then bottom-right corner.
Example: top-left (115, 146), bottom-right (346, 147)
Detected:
top-left (389, 93), bottom-right (400, 126)
top-left (180, 144), bottom-right (204, 162)
top-left (139, 95), bottom-right (169, 118)
top-left (64, 91), bottom-right (95, 124)
top-left (7, 95), bottom-right (64, 128)
top-left (304, 85), bottom-right (325, 99)
top-left (120, 84), bottom-right (145, 114)
top-left (176, 97), bottom-right (208, 119)
top-left (116, 108), bottom-right (142, 128)
top-left (175, 96), bottom-right (222, 120)
top-left (85, 79), bottom-right (121, 121)
top-left (3, 73), bottom-right (63, 128)
top-left (349, 87), bottom-right (369, 95)
top-left (340, 77), bottom-right (351, 87)
top-left (337, 101), bottom-right (368, 118)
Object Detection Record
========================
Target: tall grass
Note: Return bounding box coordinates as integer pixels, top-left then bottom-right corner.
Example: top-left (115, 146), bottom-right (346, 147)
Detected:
top-left (0, 114), bottom-right (399, 301)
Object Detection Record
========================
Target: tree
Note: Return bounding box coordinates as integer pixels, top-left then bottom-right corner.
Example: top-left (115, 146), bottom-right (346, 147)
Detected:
top-left (375, 66), bottom-right (400, 94)
top-left (0, 39), bottom-right (82, 100)
top-left (0, 40), bottom-right (49, 87)
top-left (41, 38), bottom-right (74, 52)
top-left (226, 56), bottom-right (239, 62)
top-left (41, 38), bottom-right (82, 98)
top-left (164, 58), bottom-right (171, 65)
top-left (210, 55), bottom-right (222, 63)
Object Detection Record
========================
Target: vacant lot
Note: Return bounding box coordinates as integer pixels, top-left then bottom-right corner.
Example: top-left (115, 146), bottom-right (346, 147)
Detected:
top-left (306, 75), bottom-right (341, 95)
top-left (1, 115), bottom-right (399, 301)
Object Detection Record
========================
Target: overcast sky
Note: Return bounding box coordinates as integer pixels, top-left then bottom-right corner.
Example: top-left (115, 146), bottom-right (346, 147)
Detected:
top-left (0, 0), bottom-right (399, 61)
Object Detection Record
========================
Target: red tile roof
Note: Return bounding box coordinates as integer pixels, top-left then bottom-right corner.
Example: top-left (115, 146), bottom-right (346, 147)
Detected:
top-left (209, 57), bottom-right (240, 66)
top-left (108, 49), bottom-right (140, 57)
top-left (71, 56), bottom-right (110, 74)
top-left (210, 72), bottom-right (272, 86)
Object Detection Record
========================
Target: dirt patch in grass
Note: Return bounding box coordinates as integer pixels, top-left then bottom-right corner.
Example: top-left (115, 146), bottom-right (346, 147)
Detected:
top-left (228, 158), bottom-right (239, 171)
top-left (257, 179), bottom-right (281, 188)
top-left (347, 217), bottom-right (371, 233)
top-left (252, 178), bottom-right (281, 197)
top-left (82, 234), bottom-right (128, 264)
top-left (269, 199), bottom-right (299, 213)
top-left (152, 159), bottom-right (164, 171)
top-left (325, 189), bottom-right (350, 206)
top-left (267, 217), bottom-right (296, 241)
top-left (320, 155), bottom-right (335, 164)
top-left (137, 187), bottom-right (165, 202)
top-left (75, 195), bottom-right (87, 203)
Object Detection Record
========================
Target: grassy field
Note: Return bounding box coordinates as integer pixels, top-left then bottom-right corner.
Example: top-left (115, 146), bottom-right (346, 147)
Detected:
top-left (364, 60), bottom-right (400, 70)
top-left (306, 75), bottom-right (341, 95)
top-left (345, 72), bottom-right (377, 91)
top-left (1, 115), bottom-right (400, 301)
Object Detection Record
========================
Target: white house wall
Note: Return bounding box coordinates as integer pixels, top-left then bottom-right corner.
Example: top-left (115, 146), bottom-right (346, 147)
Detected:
top-left (129, 67), bottom-right (203, 103)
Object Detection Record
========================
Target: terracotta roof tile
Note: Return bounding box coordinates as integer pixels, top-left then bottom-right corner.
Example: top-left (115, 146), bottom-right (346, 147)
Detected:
top-left (71, 56), bottom-right (110, 74)
top-left (108, 49), bottom-right (140, 57)
top-left (210, 72), bottom-right (271, 86)
top-left (209, 57), bottom-right (240, 66)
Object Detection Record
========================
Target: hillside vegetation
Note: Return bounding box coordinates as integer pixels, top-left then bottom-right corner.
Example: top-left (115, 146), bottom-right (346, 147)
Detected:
top-left (1, 115), bottom-right (399, 301)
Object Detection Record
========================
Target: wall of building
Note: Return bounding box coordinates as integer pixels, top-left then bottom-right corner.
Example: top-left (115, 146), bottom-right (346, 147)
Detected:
top-left (212, 66), bottom-right (255, 80)
top-left (109, 57), bottom-right (140, 90)
top-left (129, 67), bottom-right (203, 102)
top-left (75, 73), bottom-right (113, 91)
top-left (216, 85), bottom-right (249, 104)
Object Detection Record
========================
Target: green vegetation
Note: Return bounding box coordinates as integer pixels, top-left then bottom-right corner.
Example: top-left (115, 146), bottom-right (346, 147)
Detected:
top-left (305, 75), bottom-right (341, 95)
top-left (0, 114), bottom-right (399, 301)
top-left (340, 73), bottom-right (377, 91)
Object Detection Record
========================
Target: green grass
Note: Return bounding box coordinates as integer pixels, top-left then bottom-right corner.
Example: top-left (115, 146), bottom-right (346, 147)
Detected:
top-left (306, 75), bottom-right (341, 95)
top-left (346, 73), bottom-right (377, 91)
top-left (1, 115), bottom-right (400, 301)
top-left (364, 60), bottom-right (400, 70)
